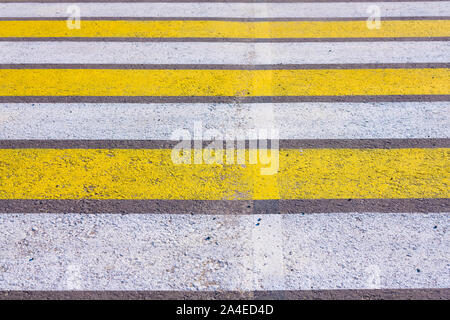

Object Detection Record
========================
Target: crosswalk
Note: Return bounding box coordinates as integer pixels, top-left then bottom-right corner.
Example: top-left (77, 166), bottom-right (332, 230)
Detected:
top-left (0, 0), bottom-right (449, 300)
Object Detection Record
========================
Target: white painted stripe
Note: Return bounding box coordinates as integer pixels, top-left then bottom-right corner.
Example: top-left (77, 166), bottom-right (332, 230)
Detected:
top-left (0, 213), bottom-right (447, 290)
top-left (0, 2), bottom-right (448, 18)
top-left (1, 42), bottom-right (449, 64)
top-left (0, 102), bottom-right (448, 140)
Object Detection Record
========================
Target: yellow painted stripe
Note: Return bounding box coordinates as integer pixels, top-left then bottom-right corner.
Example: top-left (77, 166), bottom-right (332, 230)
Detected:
top-left (0, 149), bottom-right (448, 200)
top-left (0, 69), bottom-right (448, 96)
top-left (0, 20), bottom-right (449, 38)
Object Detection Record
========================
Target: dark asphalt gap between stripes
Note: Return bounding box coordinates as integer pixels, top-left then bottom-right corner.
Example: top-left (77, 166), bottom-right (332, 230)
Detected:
top-left (0, 289), bottom-right (449, 300)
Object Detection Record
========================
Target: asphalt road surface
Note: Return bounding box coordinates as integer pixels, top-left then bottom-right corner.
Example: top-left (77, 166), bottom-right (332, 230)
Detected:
top-left (0, 0), bottom-right (449, 300)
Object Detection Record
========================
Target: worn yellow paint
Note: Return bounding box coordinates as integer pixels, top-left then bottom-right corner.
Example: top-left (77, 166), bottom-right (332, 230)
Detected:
top-left (0, 20), bottom-right (449, 38)
top-left (0, 148), bottom-right (448, 200)
top-left (0, 68), bottom-right (448, 96)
